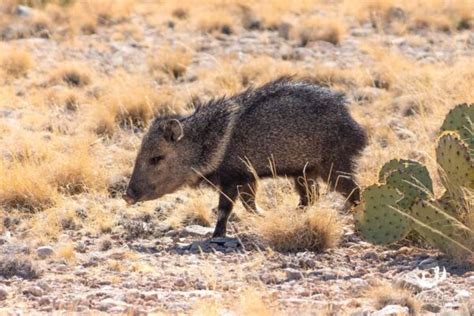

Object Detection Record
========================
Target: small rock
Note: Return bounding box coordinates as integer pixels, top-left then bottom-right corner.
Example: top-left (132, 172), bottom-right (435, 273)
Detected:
top-left (278, 22), bottom-right (292, 40)
top-left (23, 286), bottom-right (44, 297)
top-left (372, 305), bottom-right (409, 316)
top-left (98, 298), bottom-right (129, 312)
top-left (15, 5), bottom-right (32, 16)
top-left (99, 238), bottom-right (112, 251)
top-left (75, 242), bottom-right (87, 253)
top-left (174, 278), bottom-right (186, 287)
top-left (454, 289), bottom-right (471, 300)
top-left (468, 275), bottom-right (474, 284)
top-left (36, 281), bottom-right (52, 291)
top-left (39, 297), bottom-right (51, 306)
top-left (0, 285), bottom-right (8, 300)
top-left (36, 246), bottom-right (54, 259)
top-left (285, 268), bottom-right (303, 281)
top-left (422, 303), bottom-right (441, 313)
top-left (362, 251), bottom-right (378, 260)
top-left (182, 225), bottom-right (214, 237)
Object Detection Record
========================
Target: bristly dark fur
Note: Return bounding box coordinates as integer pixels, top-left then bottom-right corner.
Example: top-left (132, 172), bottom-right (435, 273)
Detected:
top-left (128, 77), bottom-right (368, 237)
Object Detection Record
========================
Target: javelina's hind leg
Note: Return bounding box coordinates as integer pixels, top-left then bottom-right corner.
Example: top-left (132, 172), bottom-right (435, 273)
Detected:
top-left (294, 170), bottom-right (320, 208)
top-left (238, 181), bottom-right (263, 215)
top-left (212, 185), bottom-right (238, 238)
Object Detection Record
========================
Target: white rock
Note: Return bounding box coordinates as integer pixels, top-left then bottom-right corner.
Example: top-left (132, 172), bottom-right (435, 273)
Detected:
top-left (182, 225), bottom-right (214, 237)
top-left (15, 5), bottom-right (32, 16)
top-left (37, 246), bottom-right (54, 259)
top-left (454, 289), bottom-right (471, 300)
top-left (372, 305), bottom-right (409, 316)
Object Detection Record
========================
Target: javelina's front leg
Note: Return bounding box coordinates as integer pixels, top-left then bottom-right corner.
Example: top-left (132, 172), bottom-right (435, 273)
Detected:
top-left (212, 185), bottom-right (238, 238)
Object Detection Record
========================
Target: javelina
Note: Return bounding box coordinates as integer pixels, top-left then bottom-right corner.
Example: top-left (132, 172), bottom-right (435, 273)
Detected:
top-left (123, 77), bottom-right (367, 237)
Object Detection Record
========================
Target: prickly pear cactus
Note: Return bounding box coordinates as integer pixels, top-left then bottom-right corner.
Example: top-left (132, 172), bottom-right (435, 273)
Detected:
top-left (378, 159), bottom-right (415, 182)
top-left (440, 103), bottom-right (473, 150)
top-left (354, 184), bottom-right (411, 245)
top-left (410, 200), bottom-right (474, 258)
top-left (378, 159), bottom-right (433, 209)
top-left (436, 132), bottom-right (474, 208)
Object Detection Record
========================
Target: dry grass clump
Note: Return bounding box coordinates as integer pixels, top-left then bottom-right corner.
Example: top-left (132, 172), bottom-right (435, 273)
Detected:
top-left (249, 178), bottom-right (343, 253)
top-left (254, 206), bottom-right (343, 253)
top-left (0, 46), bottom-right (34, 78)
top-left (292, 16), bottom-right (346, 46)
top-left (0, 160), bottom-right (57, 212)
top-left (191, 287), bottom-right (281, 316)
top-left (148, 46), bottom-right (193, 79)
top-left (43, 87), bottom-right (80, 110)
top-left (172, 7), bottom-right (188, 20)
top-left (72, 0), bottom-right (135, 26)
top-left (240, 56), bottom-right (295, 87)
top-left (365, 283), bottom-right (420, 315)
top-left (196, 8), bottom-right (235, 35)
top-left (0, 129), bottom-right (106, 212)
top-left (51, 138), bottom-right (106, 195)
top-left (306, 65), bottom-right (371, 90)
top-left (0, 256), bottom-right (40, 280)
top-left (346, 0), bottom-right (474, 32)
top-left (166, 193), bottom-right (214, 229)
top-left (410, 14), bottom-right (452, 33)
top-left (56, 242), bottom-right (76, 263)
top-left (49, 63), bottom-right (92, 87)
top-left (92, 74), bottom-right (183, 135)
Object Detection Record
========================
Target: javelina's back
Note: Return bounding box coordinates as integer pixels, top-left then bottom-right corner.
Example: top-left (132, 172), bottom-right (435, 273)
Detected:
top-left (218, 78), bottom-right (367, 185)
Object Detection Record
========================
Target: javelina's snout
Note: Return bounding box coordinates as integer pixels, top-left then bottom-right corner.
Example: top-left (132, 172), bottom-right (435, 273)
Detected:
top-left (122, 186), bottom-right (138, 205)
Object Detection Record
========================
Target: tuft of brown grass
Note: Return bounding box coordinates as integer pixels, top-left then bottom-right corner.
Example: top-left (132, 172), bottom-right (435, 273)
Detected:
top-left (56, 242), bottom-right (76, 263)
top-left (166, 192), bottom-right (214, 229)
top-left (254, 205), bottom-right (343, 253)
top-left (239, 56), bottom-right (295, 87)
top-left (365, 283), bottom-right (420, 316)
top-left (50, 63), bottom-right (92, 87)
top-left (51, 136), bottom-right (106, 195)
top-left (292, 17), bottom-right (346, 46)
top-left (172, 7), bottom-right (189, 20)
top-left (91, 74), bottom-right (184, 135)
top-left (191, 287), bottom-right (281, 316)
top-left (0, 160), bottom-right (57, 212)
top-left (196, 8), bottom-right (235, 35)
top-left (250, 177), bottom-right (343, 253)
top-left (71, 0), bottom-right (135, 26)
top-left (0, 46), bottom-right (34, 78)
top-left (148, 45), bottom-right (192, 79)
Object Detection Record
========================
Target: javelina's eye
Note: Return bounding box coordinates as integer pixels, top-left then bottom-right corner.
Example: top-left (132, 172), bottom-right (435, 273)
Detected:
top-left (149, 156), bottom-right (164, 166)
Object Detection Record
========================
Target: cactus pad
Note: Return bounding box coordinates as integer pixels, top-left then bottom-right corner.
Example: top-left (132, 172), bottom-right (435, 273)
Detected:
top-left (354, 184), bottom-right (410, 245)
top-left (436, 132), bottom-right (474, 196)
top-left (379, 159), bottom-right (418, 183)
top-left (410, 200), bottom-right (473, 257)
top-left (440, 103), bottom-right (473, 149)
top-left (378, 159), bottom-right (433, 209)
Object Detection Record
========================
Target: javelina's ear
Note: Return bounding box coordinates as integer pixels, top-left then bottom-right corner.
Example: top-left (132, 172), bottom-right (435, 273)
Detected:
top-left (161, 119), bottom-right (184, 142)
